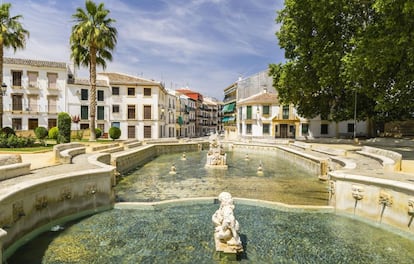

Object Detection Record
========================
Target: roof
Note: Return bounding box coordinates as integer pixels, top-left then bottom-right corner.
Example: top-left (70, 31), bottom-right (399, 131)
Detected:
top-left (98, 72), bottom-right (162, 86)
top-left (238, 91), bottom-right (279, 106)
top-left (71, 78), bottom-right (108, 87)
top-left (4, 57), bottom-right (67, 69)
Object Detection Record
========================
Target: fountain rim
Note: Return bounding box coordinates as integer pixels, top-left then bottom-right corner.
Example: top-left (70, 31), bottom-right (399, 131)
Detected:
top-left (114, 196), bottom-right (334, 213)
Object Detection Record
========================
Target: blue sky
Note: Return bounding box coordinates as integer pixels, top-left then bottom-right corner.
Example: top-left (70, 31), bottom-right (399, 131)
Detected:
top-left (5, 0), bottom-right (285, 99)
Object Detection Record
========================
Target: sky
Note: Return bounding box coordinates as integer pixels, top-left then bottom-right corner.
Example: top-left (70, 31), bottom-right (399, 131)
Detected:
top-left (5, 0), bottom-right (285, 99)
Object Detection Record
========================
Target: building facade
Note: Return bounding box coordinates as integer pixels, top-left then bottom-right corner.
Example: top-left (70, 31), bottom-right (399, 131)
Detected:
top-left (2, 58), bottom-right (67, 131)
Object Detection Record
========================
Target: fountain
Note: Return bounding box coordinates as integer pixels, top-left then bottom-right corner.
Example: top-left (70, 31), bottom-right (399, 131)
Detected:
top-left (169, 163), bottom-right (177, 175)
top-left (7, 146), bottom-right (414, 263)
top-left (257, 162), bottom-right (263, 175)
top-left (205, 133), bottom-right (227, 169)
top-left (212, 192), bottom-right (243, 259)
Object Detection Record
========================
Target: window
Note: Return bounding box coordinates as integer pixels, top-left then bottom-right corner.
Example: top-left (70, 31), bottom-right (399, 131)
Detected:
top-left (112, 105), bottom-right (120, 113)
top-left (263, 105), bottom-right (270, 115)
top-left (12, 118), bottom-right (22, 130)
top-left (112, 87), bottom-right (119, 95)
top-left (321, 124), bottom-right (329, 135)
top-left (97, 90), bottom-right (104, 101)
top-left (28, 95), bottom-right (38, 112)
top-left (47, 73), bottom-right (58, 89)
top-left (48, 119), bottom-right (57, 129)
top-left (128, 105), bottom-right (136, 119)
top-left (144, 105), bottom-right (151, 120)
top-left (28, 119), bottom-right (38, 130)
top-left (48, 96), bottom-right (57, 113)
top-left (12, 94), bottom-right (23, 111)
top-left (81, 105), bottom-right (89, 119)
top-left (246, 124), bottom-right (252, 134)
top-left (28, 72), bottom-right (38, 88)
top-left (97, 106), bottom-right (105, 120)
top-left (246, 106), bottom-right (252, 119)
top-left (144, 125), bottom-right (152, 138)
top-left (128, 126), bottom-right (135, 139)
top-left (263, 124), bottom-right (270, 134)
top-left (347, 123), bottom-right (354, 133)
top-left (144, 88), bottom-right (151, 96)
top-left (80, 124), bottom-right (89, 130)
top-left (81, 89), bottom-right (88, 100)
top-left (111, 122), bottom-right (120, 128)
top-left (127, 87), bottom-right (135, 96)
top-left (282, 105), bottom-right (289, 119)
top-left (12, 71), bottom-right (22, 86)
top-left (302, 124), bottom-right (309, 135)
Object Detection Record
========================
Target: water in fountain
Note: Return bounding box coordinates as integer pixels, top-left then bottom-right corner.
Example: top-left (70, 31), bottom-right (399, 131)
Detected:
top-left (11, 202), bottom-right (414, 263)
top-left (114, 150), bottom-right (328, 205)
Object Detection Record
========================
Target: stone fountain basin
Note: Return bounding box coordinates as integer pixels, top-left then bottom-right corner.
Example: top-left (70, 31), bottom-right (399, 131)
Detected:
top-left (11, 198), bottom-right (414, 263)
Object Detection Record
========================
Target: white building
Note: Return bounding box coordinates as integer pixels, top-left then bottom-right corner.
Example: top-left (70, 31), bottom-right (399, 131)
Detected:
top-left (2, 58), bottom-right (67, 131)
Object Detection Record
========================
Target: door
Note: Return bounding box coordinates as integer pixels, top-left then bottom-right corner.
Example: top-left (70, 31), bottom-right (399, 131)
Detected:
top-left (280, 124), bottom-right (288, 138)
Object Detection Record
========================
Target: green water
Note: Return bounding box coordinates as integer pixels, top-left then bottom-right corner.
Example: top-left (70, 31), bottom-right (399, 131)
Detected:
top-left (14, 203), bottom-right (414, 263)
top-left (115, 150), bottom-right (328, 205)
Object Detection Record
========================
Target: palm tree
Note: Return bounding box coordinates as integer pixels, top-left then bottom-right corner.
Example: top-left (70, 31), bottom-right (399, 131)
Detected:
top-left (0, 3), bottom-right (29, 128)
top-left (70, 0), bottom-right (117, 141)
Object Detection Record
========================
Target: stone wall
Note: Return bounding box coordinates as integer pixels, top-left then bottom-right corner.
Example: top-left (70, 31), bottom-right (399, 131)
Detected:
top-left (329, 171), bottom-right (414, 235)
top-left (112, 143), bottom-right (206, 175)
top-left (230, 142), bottom-right (328, 177)
top-left (0, 153), bottom-right (115, 261)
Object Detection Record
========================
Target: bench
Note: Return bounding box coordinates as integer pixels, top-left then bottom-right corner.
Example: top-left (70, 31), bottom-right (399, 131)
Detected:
top-left (356, 146), bottom-right (401, 172)
top-left (59, 147), bottom-right (86, 164)
top-left (0, 163), bottom-right (31, 181)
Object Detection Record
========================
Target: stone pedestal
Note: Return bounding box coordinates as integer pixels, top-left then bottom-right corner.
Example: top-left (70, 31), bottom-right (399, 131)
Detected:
top-left (214, 239), bottom-right (243, 261)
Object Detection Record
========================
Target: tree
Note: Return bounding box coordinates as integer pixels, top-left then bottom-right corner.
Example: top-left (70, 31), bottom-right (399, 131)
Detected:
top-left (57, 112), bottom-right (71, 143)
top-left (342, 0), bottom-right (414, 122)
top-left (270, 0), bottom-right (374, 122)
top-left (70, 0), bottom-right (117, 141)
top-left (0, 3), bottom-right (29, 128)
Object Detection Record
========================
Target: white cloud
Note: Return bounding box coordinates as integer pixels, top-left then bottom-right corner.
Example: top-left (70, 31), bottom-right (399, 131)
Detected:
top-left (4, 0), bottom-right (285, 99)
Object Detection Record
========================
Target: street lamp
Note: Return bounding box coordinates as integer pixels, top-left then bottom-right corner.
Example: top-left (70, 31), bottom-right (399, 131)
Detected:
top-left (0, 83), bottom-right (7, 128)
top-left (353, 89), bottom-right (357, 140)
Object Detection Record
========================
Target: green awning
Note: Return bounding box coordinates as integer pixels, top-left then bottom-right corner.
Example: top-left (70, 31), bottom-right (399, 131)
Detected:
top-left (227, 103), bottom-right (235, 112)
top-left (222, 103), bottom-right (235, 113)
top-left (222, 116), bottom-right (229, 122)
top-left (178, 116), bottom-right (183, 125)
top-left (228, 116), bottom-right (235, 121)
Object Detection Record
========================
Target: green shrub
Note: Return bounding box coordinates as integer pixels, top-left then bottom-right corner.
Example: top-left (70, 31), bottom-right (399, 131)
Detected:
top-left (75, 130), bottom-right (84, 141)
top-left (48, 127), bottom-right (59, 140)
top-left (0, 126), bottom-right (15, 137)
top-left (109, 126), bottom-right (121, 140)
top-left (95, 128), bottom-right (102, 139)
top-left (35, 126), bottom-right (48, 146)
top-left (1, 134), bottom-right (34, 148)
top-left (57, 112), bottom-right (71, 143)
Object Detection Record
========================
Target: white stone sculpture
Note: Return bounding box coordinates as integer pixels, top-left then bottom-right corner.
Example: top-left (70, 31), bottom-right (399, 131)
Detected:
top-left (205, 133), bottom-right (227, 169)
top-left (212, 192), bottom-right (243, 253)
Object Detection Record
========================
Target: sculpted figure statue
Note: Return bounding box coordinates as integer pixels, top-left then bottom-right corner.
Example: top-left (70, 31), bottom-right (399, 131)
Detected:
top-left (212, 192), bottom-right (242, 250)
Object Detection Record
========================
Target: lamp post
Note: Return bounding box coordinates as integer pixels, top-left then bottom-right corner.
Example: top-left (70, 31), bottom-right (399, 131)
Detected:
top-left (353, 89), bottom-right (357, 141)
top-left (0, 83), bottom-right (7, 128)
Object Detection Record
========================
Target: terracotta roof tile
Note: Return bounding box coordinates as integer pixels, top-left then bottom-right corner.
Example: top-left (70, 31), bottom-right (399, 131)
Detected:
top-left (238, 92), bottom-right (279, 105)
top-left (4, 57), bottom-right (67, 69)
top-left (98, 72), bottom-right (161, 85)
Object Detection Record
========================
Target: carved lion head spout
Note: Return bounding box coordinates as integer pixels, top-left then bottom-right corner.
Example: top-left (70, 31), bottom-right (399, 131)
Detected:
top-left (408, 199), bottom-right (414, 216)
